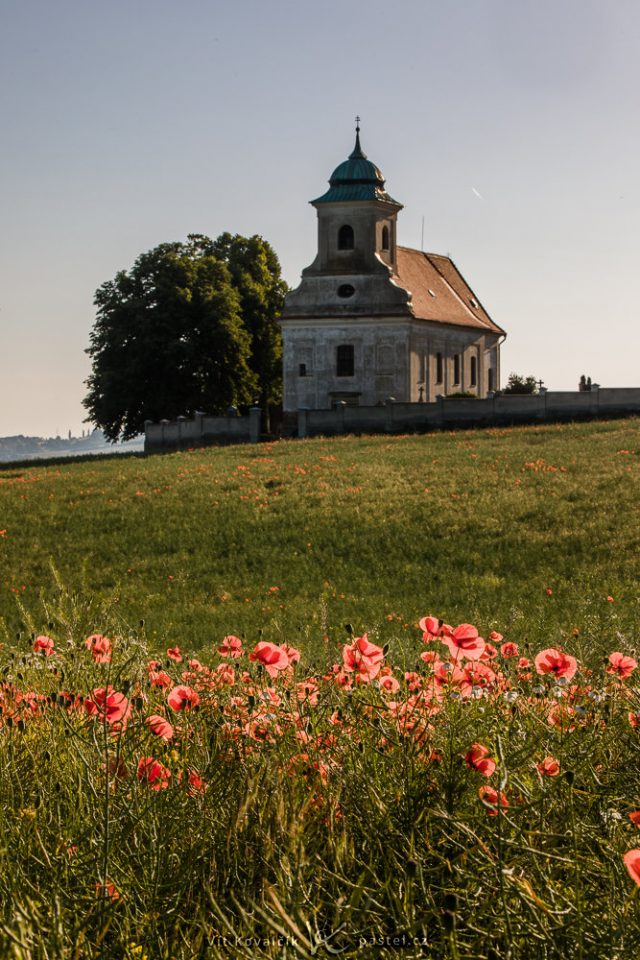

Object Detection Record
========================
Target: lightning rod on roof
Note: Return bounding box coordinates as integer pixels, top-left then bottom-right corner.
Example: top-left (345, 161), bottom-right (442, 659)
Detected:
top-left (421, 216), bottom-right (424, 252)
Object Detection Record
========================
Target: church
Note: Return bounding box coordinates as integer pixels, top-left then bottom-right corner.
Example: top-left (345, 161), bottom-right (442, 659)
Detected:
top-left (279, 125), bottom-right (506, 411)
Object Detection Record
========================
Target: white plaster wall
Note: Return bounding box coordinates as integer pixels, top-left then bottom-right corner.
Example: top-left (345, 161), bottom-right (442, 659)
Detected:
top-left (282, 320), bottom-right (411, 410)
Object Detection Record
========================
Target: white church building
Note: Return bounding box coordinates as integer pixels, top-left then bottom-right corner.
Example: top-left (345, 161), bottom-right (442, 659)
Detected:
top-left (279, 126), bottom-right (505, 411)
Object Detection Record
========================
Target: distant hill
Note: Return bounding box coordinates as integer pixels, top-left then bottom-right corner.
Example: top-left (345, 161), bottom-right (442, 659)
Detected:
top-left (0, 430), bottom-right (144, 463)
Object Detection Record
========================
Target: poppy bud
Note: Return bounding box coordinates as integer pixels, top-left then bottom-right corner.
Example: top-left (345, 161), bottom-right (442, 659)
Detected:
top-left (442, 912), bottom-right (455, 933)
top-left (406, 859), bottom-right (418, 877)
top-left (345, 623), bottom-right (353, 636)
top-left (443, 893), bottom-right (458, 913)
top-left (563, 770), bottom-right (575, 785)
top-left (17, 719), bottom-right (25, 732)
top-left (383, 643), bottom-right (390, 656)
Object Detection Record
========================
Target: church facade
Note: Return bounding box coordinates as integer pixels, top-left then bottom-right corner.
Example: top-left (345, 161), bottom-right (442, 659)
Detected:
top-left (279, 127), bottom-right (505, 411)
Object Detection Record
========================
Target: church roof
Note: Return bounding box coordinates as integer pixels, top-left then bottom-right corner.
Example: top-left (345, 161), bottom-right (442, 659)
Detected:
top-left (396, 247), bottom-right (505, 335)
top-left (312, 130), bottom-right (402, 206)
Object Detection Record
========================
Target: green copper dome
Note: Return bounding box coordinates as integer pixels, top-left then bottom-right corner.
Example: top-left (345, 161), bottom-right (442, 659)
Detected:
top-left (312, 130), bottom-right (401, 205)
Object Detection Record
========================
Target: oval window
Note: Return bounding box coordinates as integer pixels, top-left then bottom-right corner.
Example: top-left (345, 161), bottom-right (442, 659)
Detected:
top-left (337, 284), bottom-right (355, 299)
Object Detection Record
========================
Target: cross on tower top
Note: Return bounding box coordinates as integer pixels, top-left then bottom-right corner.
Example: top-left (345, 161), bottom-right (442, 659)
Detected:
top-left (355, 115), bottom-right (361, 133)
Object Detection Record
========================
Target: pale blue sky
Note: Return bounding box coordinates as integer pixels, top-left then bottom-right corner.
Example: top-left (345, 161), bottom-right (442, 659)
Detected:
top-left (1, 0), bottom-right (639, 436)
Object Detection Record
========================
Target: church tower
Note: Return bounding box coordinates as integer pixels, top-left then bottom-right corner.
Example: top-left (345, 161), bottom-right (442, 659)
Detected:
top-left (280, 124), bottom-right (504, 411)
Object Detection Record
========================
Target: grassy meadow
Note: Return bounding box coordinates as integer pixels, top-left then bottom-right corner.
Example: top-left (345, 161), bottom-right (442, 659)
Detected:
top-left (1, 418), bottom-right (640, 958)
top-left (1, 417), bottom-right (639, 655)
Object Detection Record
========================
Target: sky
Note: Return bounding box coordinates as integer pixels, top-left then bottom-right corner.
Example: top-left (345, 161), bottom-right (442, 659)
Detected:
top-left (1, 0), bottom-right (639, 437)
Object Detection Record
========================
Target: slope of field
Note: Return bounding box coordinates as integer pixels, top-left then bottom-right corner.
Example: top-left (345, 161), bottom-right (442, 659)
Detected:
top-left (2, 419), bottom-right (640, 958)
top-left (1, 418), bottom-right (639, 654)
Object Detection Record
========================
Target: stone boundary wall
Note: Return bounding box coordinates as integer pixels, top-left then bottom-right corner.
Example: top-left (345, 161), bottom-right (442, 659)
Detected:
top-left (144, 408), bottom-right (261, 453)
top-left (298, 388), bottom-right (640, 438)
top-left (144, 389), bottom-right (640, 452)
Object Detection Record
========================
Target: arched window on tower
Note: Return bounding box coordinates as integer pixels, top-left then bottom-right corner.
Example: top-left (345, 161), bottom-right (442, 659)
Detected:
top-left (381, 225), bottom-right (390, 251)
top-left (338, 224), bottom-right (354, 250)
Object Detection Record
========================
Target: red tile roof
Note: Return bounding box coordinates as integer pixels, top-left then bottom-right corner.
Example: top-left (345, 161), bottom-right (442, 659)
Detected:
top-left (395, 247), bottom-right (505, 335)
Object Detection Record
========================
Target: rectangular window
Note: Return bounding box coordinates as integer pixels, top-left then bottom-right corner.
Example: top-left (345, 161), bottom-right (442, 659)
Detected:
top-left (436, 352), bottom-right (443, 384)
top-left (470, 356), bottom-right (477, 387)
top-left (488, 368), bottom-right (495, 392)
top-left (299, 363), bottom-right (307, 377)
top-left (336, 344), bottom-right (355, 377)
top-left (453, 354), bottom-right (460, 385)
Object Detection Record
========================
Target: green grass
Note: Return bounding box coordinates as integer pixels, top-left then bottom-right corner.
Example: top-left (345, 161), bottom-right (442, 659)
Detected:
top-left (1, 418), bottom-right (639, 654)
top-left (1, 419), bottom-right (640, 959)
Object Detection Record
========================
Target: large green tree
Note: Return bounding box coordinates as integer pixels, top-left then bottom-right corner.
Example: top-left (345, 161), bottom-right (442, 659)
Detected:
top-left (84, 234), bottom-right (286, 441)
top-left (210, 233), bottom-right (287, 417)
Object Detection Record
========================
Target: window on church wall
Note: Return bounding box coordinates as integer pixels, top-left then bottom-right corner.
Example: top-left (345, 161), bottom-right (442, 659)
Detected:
top-left (488, 368), bottom-right (495, 392)
top-left (299, 363), bottom-right (307, 377)
top-left (453, 354), bottom-right (460, 385)
top-left (338, 225), bottom-right (354, 250)
top-left (436, 352), bottom-right (443, 384)
top-left (381, 225), bottom-right (390, 251)
top-left (470, 356), bottom-right (477, 387)
top-left (336, 344), bottom-right (355, 377)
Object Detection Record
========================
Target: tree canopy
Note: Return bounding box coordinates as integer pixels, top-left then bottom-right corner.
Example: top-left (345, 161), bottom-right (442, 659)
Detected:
top-left (83, 234), bottom-right (287, 441)
top-left (502, 373), bottom-right (538, 395)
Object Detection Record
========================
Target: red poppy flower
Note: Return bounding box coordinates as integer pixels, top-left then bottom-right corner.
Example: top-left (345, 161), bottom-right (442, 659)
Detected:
top-left (623, 849), bottom-right (640, 887)
top-left (249, 641), bottom-right (290, 678)
top-left (479, 785), bottom-right (509, 816)
top-left (149, 670), bottom-right (172, 689)
top-left (186, 770), bottom-right (207, 796)
top-left (85, 687), bottom-right (131, 725)
top-left (442, 624), bottom-right (486, 661)
top-left (537, 756), bottom-right (560, 777)
top-left (378, 674), bottom-right (400, 694)
top-left (281, 643), bottom-right (301, 666)
top-left (85, 634), bottom-right (112, 664)
top-left (628, 811), bottom-right (640, 826)
top-left (218, 635), bottom-right (243, 659)
top-left (167, 646), bottom-right (182, 662)
top-left (146, 714), bottom-right (174, 740)
top-left (465, 743), bottom-right (496, 777)
top-left (342, 634), bottom-right (384, 680)
top-left (167, 684), bottom-right (200, 711)
top-left (33, 635), bottom-right (54, 657)
top-left (500, 642), bottom-right (519, 658)
top-left (606, 652), bottom-right (637, 680)
top-left (95, 880), bottom-right (120, 901)
top-left (418, 615), bottom-right (440, 640)
top-left (137, 756), bottom-right (171, 790)
top-left (534, 648), bottom-right (578, 681)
